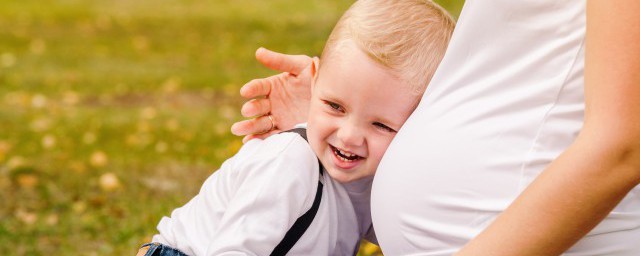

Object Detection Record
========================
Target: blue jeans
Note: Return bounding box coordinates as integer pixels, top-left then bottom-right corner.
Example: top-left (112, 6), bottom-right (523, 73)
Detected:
top-left (137, 242), bottom-right (189, 256)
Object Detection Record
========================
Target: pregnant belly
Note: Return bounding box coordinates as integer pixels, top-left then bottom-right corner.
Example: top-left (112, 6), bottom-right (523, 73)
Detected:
top-left (370, 117), bottom-right (640, 255)
top-left (371, 122), bottom-right (525, 255)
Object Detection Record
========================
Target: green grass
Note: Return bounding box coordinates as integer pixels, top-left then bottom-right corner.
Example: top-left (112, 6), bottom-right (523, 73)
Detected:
top-left (0, 0), bottom-right (463, 255)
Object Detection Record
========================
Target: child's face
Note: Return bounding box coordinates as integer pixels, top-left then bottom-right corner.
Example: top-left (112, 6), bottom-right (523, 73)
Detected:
top-left (307, 40), bottom-right (419, 183)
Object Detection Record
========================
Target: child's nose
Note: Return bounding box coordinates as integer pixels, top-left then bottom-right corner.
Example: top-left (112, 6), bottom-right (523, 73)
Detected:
top-left (336, 124), bottom-right (364, 147)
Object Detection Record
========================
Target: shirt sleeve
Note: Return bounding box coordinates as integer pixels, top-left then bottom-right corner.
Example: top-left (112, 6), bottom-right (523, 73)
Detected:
top-left (152, 155), bottom-right (243, 255)
top-left (206, 133), bottom-right (320, 255)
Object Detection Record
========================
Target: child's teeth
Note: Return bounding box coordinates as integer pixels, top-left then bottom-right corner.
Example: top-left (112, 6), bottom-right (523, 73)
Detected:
top-left (335, 148), bottom-right (358, 161)
top-left (340, 150), bottom-right (354, 157)
top-left (339, 155), bottom-right (352, 162)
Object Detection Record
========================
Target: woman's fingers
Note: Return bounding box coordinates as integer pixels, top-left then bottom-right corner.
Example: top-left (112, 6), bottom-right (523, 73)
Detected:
top-left (255, 47), bottom-right (312, 76)
top-left (232, 47), bottom-right (313, 139)
top-left (230, 114), bottom-right (276, 136)
top-left (241, 98), bottom-right (271, 117)
top-left (240, 76), bottom-right (274, 99)
top-left (242, 129), bottom-right (281, 143)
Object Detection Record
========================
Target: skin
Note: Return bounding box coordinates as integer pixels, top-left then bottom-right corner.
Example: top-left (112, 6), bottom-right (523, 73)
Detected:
top-left (232, 0), bottom-right (640, 252)
top-left (232, 47), bottom-right (313, 137)
top-left (230, 48), bottom-right (315, 143)
top-left (306, 40), bottom-right (419, 183)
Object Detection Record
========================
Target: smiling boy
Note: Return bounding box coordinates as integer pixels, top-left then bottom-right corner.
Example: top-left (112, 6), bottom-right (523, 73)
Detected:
top-left (141, 1), bottom-right (454, 255)
top-left (307, 39), bottom-right (420, 183)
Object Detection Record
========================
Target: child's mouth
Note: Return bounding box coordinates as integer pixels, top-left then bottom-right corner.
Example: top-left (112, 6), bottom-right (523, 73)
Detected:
top-left (330, 145), bottom-right (363, 162)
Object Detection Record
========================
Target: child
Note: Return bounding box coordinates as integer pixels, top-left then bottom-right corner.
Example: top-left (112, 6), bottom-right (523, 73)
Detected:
top-left (139, 0), bottom-right (454, 255)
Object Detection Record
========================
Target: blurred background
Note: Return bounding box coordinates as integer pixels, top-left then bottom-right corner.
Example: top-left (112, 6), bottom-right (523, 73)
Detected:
top-left (0, 0), bottom-right (463, 255)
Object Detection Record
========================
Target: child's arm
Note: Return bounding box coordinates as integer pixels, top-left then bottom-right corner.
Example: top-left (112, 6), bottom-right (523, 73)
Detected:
top-left (153, 134), bottom-right (320, 255)
top-left (457, 1), bottom-right (640, 255)
top-left (207, 135), bottom-right (320, 255)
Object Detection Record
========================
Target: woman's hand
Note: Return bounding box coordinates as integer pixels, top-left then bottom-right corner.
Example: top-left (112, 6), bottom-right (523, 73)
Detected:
top-left (231, 47), bottom-right (316, 142)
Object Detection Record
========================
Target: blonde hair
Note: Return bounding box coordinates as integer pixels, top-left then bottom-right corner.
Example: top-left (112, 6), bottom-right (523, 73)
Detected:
top-left (322, 0), bottom-right (455, 94)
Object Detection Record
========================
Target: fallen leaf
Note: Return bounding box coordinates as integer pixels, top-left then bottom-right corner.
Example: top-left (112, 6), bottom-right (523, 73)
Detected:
top-left (90, 151), bottom-right (108, 167)
top-left (41, 134), bottom-right (56, 149)
top-left (15, 209), bottom-right (37, 225)
top-left (17, 173), bottom-right (38, 189)
top-left (99, 172), bottom-right (120, 192)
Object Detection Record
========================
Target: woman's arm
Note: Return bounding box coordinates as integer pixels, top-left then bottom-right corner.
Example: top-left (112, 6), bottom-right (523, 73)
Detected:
top-left (457, 1), bottom-right (640, 255)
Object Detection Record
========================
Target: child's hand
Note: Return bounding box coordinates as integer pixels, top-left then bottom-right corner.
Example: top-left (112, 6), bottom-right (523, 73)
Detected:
top-left (231, 47), bottom-right (316, 142)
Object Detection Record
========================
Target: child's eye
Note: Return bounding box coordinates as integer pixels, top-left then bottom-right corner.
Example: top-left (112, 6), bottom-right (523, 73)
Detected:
top-left (373, 122), bottom-right (397, 133)
top-left (324, 101), bottom-right (343, 112)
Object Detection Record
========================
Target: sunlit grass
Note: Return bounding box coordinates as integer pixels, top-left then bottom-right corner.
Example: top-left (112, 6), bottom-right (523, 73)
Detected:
top-left (0, 0), bottom-right (462, 255)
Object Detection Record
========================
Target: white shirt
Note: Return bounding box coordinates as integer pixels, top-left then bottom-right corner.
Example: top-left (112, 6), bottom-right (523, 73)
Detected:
top-left (153, 131), bottom-right (371, 256)
top-left (371, 0), bottom-right (640, 255)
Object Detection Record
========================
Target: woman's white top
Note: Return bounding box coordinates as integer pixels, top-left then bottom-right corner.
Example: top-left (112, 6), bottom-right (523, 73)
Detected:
top-left (371, 0), bottom-right (640, 255)
top-left (153, 132), bottom-right (371, 255)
